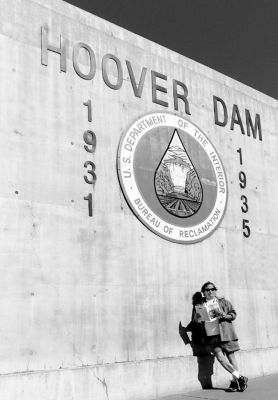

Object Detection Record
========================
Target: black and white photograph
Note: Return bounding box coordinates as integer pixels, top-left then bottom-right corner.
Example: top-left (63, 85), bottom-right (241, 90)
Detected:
top-left (0, 1), bottom-right (277, 399)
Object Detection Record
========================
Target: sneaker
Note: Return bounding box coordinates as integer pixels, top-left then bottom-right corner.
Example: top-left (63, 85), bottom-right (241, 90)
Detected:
top-left (238, 375), bottom-right (248, 392)
top-left (227, 380), bottom-right (239, 392)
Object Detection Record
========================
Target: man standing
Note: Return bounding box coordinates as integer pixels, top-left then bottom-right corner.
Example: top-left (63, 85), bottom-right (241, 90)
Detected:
top-left (194, 281), bottom-right (248, 392)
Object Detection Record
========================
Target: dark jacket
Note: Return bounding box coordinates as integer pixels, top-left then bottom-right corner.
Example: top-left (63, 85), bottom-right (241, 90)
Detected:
top-left (179, 318), bottom-right (210, 356)
top-left (180, 302), bottom-right (209, 356)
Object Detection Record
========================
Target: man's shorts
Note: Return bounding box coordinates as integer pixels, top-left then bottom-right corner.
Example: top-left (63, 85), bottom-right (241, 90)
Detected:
top-left (206, 335), bottom-right (240, 354)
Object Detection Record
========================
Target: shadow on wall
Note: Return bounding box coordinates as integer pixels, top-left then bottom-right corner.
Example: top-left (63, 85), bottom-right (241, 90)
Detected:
top-left (179, 291), bottom-right (215, 389)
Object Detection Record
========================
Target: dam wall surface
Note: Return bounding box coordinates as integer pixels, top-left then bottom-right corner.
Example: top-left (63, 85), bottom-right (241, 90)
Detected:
top-left (0, 0), bottom-right (278, 399)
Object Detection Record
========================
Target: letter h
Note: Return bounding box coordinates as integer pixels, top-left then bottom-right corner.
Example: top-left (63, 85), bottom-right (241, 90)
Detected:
top-left (41, 27), bottom-right (67, 72)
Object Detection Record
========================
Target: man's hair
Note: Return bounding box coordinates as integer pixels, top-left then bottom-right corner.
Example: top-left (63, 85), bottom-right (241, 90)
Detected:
top-left (201, 281), bottom-right (217, 293)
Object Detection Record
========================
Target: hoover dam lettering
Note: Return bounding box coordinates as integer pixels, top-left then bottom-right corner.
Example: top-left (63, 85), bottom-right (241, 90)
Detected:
top-left (41, 27), bottom-right (190, 115)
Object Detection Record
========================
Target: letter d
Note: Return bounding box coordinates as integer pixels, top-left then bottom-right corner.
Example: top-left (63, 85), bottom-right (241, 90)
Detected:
top-left (213, 96), bottom-right (228, 127)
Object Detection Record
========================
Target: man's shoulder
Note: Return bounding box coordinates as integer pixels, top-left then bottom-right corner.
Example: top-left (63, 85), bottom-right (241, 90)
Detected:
top-left (217, 296), bottom-right (231, 304)
top-left (217, 296), bottom-right (236, 310)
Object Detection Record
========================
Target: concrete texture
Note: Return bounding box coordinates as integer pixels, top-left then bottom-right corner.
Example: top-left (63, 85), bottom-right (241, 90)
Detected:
top-left (157, 373), bottom-right (278, 400)
top-left (0, 0), bottom-right (278, 399)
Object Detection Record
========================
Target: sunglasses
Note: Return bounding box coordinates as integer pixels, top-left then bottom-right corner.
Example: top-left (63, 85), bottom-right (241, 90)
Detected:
top-left (205, 288), bottom-right (216, 292)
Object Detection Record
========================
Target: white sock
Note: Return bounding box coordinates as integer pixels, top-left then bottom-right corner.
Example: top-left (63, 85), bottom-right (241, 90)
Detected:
top-left (232, 371), bottom-right (240, 379)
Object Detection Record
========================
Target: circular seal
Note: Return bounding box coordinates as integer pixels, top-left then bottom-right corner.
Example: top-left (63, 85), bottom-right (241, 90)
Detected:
top-left (117, 112), bottom-right (227, 244)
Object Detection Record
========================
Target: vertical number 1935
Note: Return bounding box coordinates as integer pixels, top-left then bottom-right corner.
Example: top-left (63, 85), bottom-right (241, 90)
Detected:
top-left (237, 148), bottom-right (250, 238)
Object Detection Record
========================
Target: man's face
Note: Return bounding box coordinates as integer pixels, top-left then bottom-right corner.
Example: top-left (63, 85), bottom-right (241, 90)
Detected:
top-left (204, 285), bottom-right (217, 300)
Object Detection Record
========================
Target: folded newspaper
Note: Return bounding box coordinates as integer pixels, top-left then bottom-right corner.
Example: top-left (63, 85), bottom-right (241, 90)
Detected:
top-left (195, 301), bottom-right (221, 322)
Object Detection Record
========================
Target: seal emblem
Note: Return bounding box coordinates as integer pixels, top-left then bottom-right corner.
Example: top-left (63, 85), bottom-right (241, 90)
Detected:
top-left (117, 112), bottom-right (227, 244)
top-left (154, 129), bottom-right (203, 217)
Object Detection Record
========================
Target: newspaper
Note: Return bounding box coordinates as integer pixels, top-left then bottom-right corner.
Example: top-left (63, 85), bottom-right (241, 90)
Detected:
top-left (195, 300), bottom-right (221, 322)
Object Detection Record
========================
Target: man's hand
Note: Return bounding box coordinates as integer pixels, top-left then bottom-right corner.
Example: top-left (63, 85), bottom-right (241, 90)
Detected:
top-left (218, 311), bottom-right (231, 321)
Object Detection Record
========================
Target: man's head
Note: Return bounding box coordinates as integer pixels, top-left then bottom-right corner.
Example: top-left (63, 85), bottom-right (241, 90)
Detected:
top-left (201, 281), bottom-right (217, 300)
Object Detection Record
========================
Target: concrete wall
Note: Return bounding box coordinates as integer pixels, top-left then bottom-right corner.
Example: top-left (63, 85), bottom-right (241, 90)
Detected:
top-left (0, 0), bottom-right (278, 399)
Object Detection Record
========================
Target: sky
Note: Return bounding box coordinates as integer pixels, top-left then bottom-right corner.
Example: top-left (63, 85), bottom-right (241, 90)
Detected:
top-left (65, 0), bottom-right (278, 100)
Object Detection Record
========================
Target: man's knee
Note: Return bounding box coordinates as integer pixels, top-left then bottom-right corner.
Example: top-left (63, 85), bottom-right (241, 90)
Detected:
top-left (227, 352), bottom-right (235, 361)
top-left (214, 350), bottom-right (225, 361)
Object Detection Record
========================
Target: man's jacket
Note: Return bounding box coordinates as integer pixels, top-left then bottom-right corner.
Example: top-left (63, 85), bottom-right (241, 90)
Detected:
top-left (191, 296), bottom-right (238, 342)
top-left (217, 297), bottom-right (238, 341)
